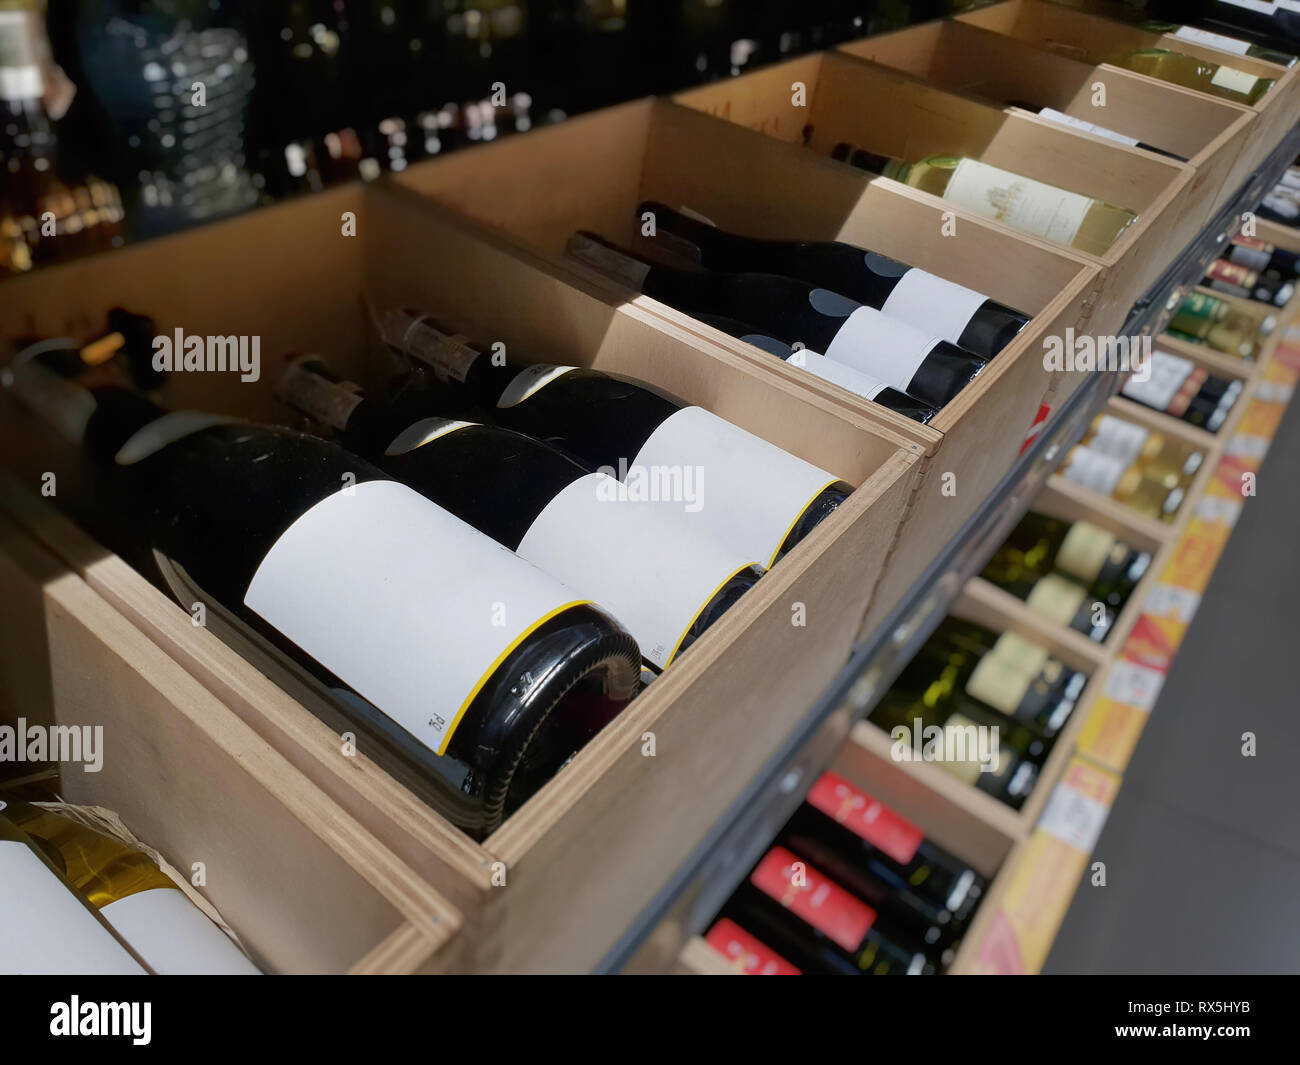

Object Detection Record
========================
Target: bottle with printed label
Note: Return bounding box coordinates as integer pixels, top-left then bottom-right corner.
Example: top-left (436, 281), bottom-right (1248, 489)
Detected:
top-left (1079, 413), bottom-right (1206, 486)
top-left (982, 510), bottom-right (1151, 618)
top-left (1168, 290), bottom-right (1276, 359)
top-left (1143, 20), bottom-right (1296, 65)
top-left (278, 355), bottom-right (762, 672)
top-left (703, 917), bottom-right (802, 975)
top-left (1203, 257), bottom-right (1296, 306)
top-left (1151, 0), bottom-right (1300, 58)
top-left (1122, 350), bottom-right (1242, 431)
top-left (829, 143), bottom-right (1138, 256)
top-left (565, 232), bottom-right (988, 408)
top-left (638, 200), bottom-right (1030, 359)
top-left (691, 313), bottom-right (938, 423)
top-left (380, 307), bottom-right (853, 569)
top-left (1227, 235), bottom-right (1300, 280)
top-left (1002, 101), bottom-right (1185, 160)
top-left (5, 801), bottom-right (259, 974)
top-left (3, 359), bottom-right (640, 837)
top-left (0, 800), bottom-right (148, 975)
top-left (1092, 47), bottom-right (1275, 104)
top-left (800, 772), bottom-right (986, 930)
top-left (721, 847), bottom-right (939, 975)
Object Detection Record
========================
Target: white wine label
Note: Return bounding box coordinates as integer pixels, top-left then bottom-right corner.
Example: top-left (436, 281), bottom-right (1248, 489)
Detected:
top-left (783, 346), bottom-right (890, 399)
top-left (280, 358), bottom-right (365, 431)
top-left (1062, 446), bottom-right (1125, 496)
top-left (821, 304), bottom-right (942, 391)
top-left (1228, 243), bottom-right (1273, 271)
top-left (1104, 660), bottom-right (1164, 712)
top-left (1056, 520), bottom-right (1117, 584)
top-left (497, 363), bottom-right (577, 408)
top-left (1143, 582), bottom-right (1201, 624)
top-left (1210, 65), bottom-right (1261, 95)
top-left (1025, 573), bottom-right (1089, 628)
top-left (1038, 784), bottom-right (1109, 853)
top-left (1122, 351), bottom-right (1194, 411)
top-left (1034, 107), bottom-right (1140, 147)
top-left (632, 406), bottom-right (843, 568)
top-left (244, 480), bottom-right (587, 756)
top-left (115, 412), bottom-right (240, 465)
top-left (566, 233), bottom-right (652, 289)
top-left (1194, 494), bottom-right (1243, 526)
top-left (1172, 25), bottom-right (1252, 54)
top-left (101, 888), bottom-right (260, 975)
top-left (966, 656), bottom-right (1035, 718)
top-left (1090, 414), bottom-right (1149, 464)
top-left (517, 472), bottom-right (760, 669)
top-left (0, 841), bottom-right (147, 975)
top-left (384, 417), bottom-right (476, 456)
top-left (879, 268), bottom-right (991, 347)
top-left (935, 713), bottom-right (993, 784)
top-left (944, 158), bottom-right (1092, 246)
top-left (989, 631), bottom-right (1051, 678)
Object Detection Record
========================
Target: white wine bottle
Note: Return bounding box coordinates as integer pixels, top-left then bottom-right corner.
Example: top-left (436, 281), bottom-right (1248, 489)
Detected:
top-left (4, 359), bottom-right (641, 837)
top-left (0, 799), bottom-right (147, 975)
top-left (1094, 46), bottom-right (1275, 104)
top-left (381, 307), bottom-right (852, 569)
top-left (832, 144), bottom-right (1138, 256)
top-left (6, 801), bottom-right (259, 974)
top-left (279, 355), bottom-right (763, 671)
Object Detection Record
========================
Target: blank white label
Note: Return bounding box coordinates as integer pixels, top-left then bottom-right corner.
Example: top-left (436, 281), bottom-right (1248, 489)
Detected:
top-left (517, 472), bottom-right (759, 669)
top-left (822, 304), bottom-right (940, 390)
top-left (245, 481), bottom-right (586, 755)
top-left (944, 158), bottom-right (1092, 246)
top-left (879, 269), bottom-right (990, 346)
top-left (1062, 446), bottom-right (1125, 496)
top-left (101, 889), bottom-right (261, 975)
top-left (1039, 786), bottom-right (1109, 852)
top-left (1143, 583), bottom-right (1201, 624)
top-left (631, 407), bottom-right (842, 569)
top-left (0, 842), bottom-right (147, 975)
top-left (1104, 661), bottom-right (1165, 712)
top-left (783, 347), bottom-right (891, 400)
top-left (1173, 26), bottom-right (1252, 55)
top-left (1210, 66), bottom-right (1261, 94)
top-left (1035, 107), bottom-right (1139, 146)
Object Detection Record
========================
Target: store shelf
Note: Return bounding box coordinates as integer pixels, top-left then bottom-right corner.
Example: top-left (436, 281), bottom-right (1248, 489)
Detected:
top-left (601, 120), bottom-right (1300, 975)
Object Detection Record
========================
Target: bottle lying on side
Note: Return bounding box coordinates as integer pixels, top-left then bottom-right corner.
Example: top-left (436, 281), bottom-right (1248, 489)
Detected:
top-left (5, 801), bottom-right (260, 974)
top-left (2, 358), bottom-right (641, 838)
top-left (379, 307), bottom-right (853, 569)
top-left (278, 355), bottom-right (763, 673)
top-left (637, 200), bottom-right (1030, 359)
top-left (565, 232), bottom-right (988, 409)
top-left (830, 142), bottom-right (1139, 256)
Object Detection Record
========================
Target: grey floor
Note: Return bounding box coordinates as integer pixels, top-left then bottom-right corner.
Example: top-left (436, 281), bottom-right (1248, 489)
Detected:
top-left (1044, 391), bottom-right (1300, 975)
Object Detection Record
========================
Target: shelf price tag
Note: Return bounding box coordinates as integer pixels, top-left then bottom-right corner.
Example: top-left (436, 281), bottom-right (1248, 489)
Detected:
top-left (1103, 660), bottom-right (1165, 713)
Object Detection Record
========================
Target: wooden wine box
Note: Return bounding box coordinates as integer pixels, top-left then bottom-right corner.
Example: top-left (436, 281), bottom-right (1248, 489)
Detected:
top-left (837, 18), bottom-right (1258, 232)
top-left (0, 181), bottom-right (923, 972)
top-left (674, 49), bottom-right (1196, 339)
top-left (955, 0), bottom-right (1298, 189)
top-left (389, 95), bottom-right (1104, 633)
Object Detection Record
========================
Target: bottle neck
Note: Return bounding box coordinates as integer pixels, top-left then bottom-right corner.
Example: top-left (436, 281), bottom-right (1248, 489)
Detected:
top-left (378, 308), bottom-right (501, 406)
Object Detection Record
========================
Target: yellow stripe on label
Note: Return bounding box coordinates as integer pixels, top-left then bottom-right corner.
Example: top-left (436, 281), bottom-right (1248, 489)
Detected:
top-left (663, 565), bottom-right (756, 669)
top-left (766, 477), bottom-right (842, 569)
top-left (438, 599), bottom-right (593, 755)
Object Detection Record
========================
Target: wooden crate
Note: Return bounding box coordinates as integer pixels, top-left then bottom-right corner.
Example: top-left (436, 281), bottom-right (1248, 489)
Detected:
top-left (389, 95), bottom-right (1102, 635)
top-left (955, 0), bottom-right (1298, 193)
top-left (0, 507), bottom-right (460, 975)
top-left (0, 182), bottom-right (922, 972)
top-left (674, 49), bottom-right (1195, 338)
top-left (837, 18), bottom-right (1257, 231)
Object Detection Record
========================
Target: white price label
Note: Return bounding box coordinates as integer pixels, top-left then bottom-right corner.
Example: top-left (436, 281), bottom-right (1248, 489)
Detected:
top-left (1104, 660), bottom-right (1165, 713)
top-left (1143, 583), bottom-right (1201, 624)
top-left (1038, 786), bottom-right (1110, 853)
top-left (1194, 494), bottom-right (1242, 526)
top-left (1225, 433), bottom-right (1271, 460)
top-left (1254, 380), bottom-right (1294, 404)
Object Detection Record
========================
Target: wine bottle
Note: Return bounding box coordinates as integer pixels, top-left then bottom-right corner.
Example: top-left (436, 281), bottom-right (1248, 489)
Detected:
top-left (0, 799), bottom-right (147, 974)
top-left (1123, 350), bottom-right (1243, 430)
top-left (639, 200), bottom-right (1029, 358)
top-left (6, 801), bottom-right (259, 974)
top-left (982, 510), bottom-right (1151, 614)
top-left (1168, 291), bottom-right (1277, 359)
top-left (703, 917), bottom-right (802, 975)
top-left (1004, 102), bottom-right (1186, 160)
top-left (1145, 20), bottom-right (1297, 65)
top-left (380, 308), bottom-right (852, 568)
top-left (1204, 257), bottom-right (1296, 306)
top-left (830, 143), bottom-right (1138, 256)
top-left (732, 847), bottom-right (937, 975)
top-left (566, 232), bottom-right (988, 408)
top-left (804, 772), bottom-right (984, 928)
top-left (1094, 47), bottom-right (1275, 104)
top-left (1227, 235), bottom-right (1300, 279)
top-left (1158, 0), bottom-right (1300, 56)
top-left (279, 356), bottom-right (762, 671)
top-left (3, 359), bottom-right (641, 837)
top-left (1060, 417), bottom-right (1204, 522)
top-left (691, 312), bottom-right (938, 423)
